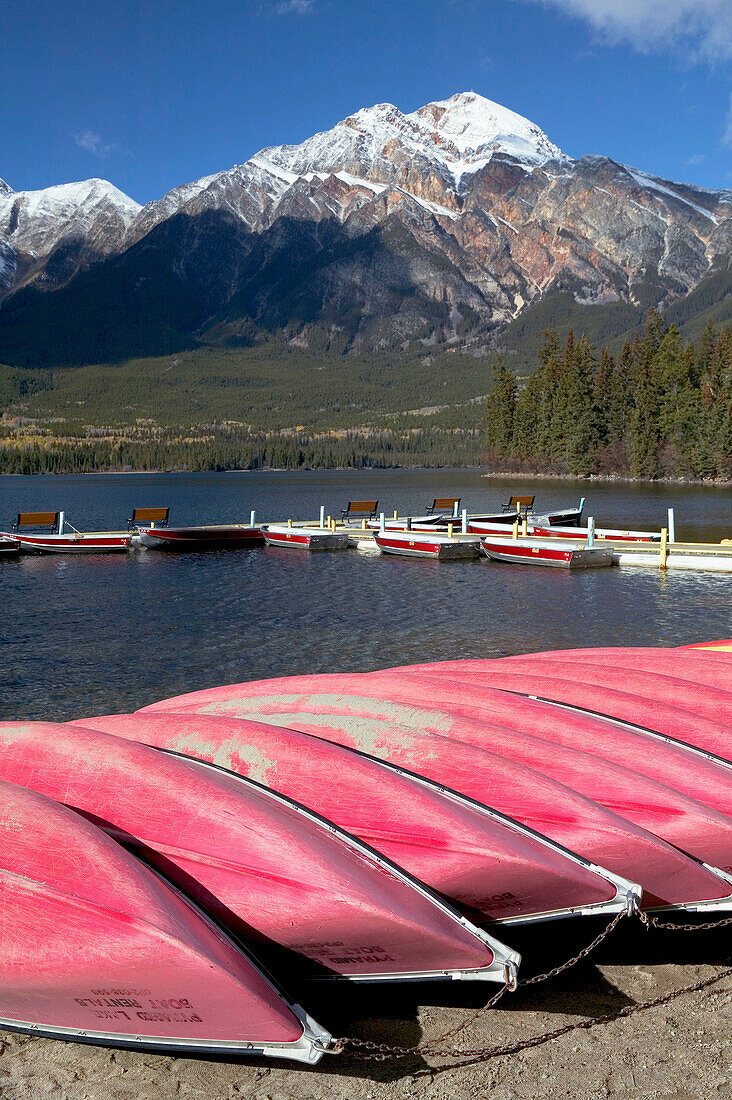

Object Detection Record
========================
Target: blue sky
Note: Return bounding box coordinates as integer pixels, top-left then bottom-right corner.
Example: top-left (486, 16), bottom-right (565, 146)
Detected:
top-left (2, 0), bottom-right (731, 203)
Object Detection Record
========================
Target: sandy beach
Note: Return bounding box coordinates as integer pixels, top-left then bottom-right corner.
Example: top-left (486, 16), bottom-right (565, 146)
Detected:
top-left (1, 923), bottom-right (730, 1100)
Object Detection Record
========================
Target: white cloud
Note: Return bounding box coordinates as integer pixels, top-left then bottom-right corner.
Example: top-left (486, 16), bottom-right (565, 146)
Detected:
top-left (521, 0), bottom-right (732, 61)
top-left (74, 131), bottom-right (117, 158)
top-left (274, 0), bottom-right (315, 13)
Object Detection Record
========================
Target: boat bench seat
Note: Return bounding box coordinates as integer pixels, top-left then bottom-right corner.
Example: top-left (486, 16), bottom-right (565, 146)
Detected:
top-left (13, 512), bottom-right (60, 532)
top-left (427, 497), bottom-right (461, 516)
top-left (503, 495), bottom-right (535, 515)
top-left (128, 507), bottom-right (170, 529)
top-left (341, 500), bottom-right (379, 521)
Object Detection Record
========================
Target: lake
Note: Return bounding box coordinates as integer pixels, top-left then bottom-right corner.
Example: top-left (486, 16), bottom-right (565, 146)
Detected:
top-left (0, 469), bottom-right (730, 722)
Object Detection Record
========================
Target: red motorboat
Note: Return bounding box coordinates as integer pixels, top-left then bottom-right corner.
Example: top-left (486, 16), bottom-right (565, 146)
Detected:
top-left (261, 525), bottom-right (349, 551)
top-left (137, 524), bottom-right (265, 550)
top-left (0, 721), bottom-right (508, 985)
top-left (74, 711), bottom-right (635, 929)
top-left (374, 531), bottom-right (480, 560)
top-left (480, 536), bottom-right (614, 569)
top-left (141, 679), bottom-right (732, 914)
top-left (0, 779), bottom-right (330, 1061)
top-left (2, 511), bottom-right (132, 554)
top-left (8, 531), bottom-right (132, 553)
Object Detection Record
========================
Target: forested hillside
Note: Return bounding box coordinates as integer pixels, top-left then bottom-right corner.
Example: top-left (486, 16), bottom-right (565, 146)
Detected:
top-left (485, 314), bottom-right (732, 481)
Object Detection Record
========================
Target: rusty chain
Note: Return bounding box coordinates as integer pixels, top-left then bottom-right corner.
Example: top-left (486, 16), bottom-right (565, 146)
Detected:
top-left (639, 909), bottom-right (732, 933)
top-left (520, 908), bottom-right (627, 986)
top-left (336, 907), bottom-right (732, 1063)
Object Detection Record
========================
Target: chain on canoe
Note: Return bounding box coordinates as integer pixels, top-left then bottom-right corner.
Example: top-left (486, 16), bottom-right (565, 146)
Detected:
top-left (333, 908), bottom-right (732, 1063)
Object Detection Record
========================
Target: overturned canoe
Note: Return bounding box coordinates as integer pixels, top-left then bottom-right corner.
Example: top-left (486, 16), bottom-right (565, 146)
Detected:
top-left (0, 779), bottom-right (330, 1062)
top-left (356, 666), bottom-right (732, 830)
top-left (396, 657), bottom-right (732, 766)
top-left (0, 721), bottom-right (510, 985)
top-left (75, 710), bottom-right (637, 927)
top-left (139, 681), bottom-right (732, 913)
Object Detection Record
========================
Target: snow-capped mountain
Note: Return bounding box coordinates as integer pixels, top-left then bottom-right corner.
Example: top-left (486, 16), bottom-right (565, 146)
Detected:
top-left (1, 92), bottom-right (730, 365)
top-left (0, 178), bottom-right (140, 294)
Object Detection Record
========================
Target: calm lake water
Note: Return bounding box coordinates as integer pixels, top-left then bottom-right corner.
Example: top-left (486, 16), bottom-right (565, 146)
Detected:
top-left (0, 469), bottom-right (730, 722)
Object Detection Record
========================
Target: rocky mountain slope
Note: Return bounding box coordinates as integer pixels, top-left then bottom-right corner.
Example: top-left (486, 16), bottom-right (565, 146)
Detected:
top-left (1, 93), bottom-right (730, 366)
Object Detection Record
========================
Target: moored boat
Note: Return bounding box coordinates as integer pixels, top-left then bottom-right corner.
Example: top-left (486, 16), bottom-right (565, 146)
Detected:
top-left (9, 531), bottom-right (132, 554)
top-left (0, 779), bottom-right (331, 1062)
top-left (261, 524), bottom-right (349, 551)
top-left (480, 536), bottom-right (614, 568)
top-left (137, 524), bottom-right (265, 550)
top-left (0, 537), bottom-right (20, 558)
top-left (374, 530), bottom-right (480, 559)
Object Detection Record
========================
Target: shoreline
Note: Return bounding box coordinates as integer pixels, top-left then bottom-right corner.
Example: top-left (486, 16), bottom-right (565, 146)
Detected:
top-left (0, 465), bottom-right (730, 487)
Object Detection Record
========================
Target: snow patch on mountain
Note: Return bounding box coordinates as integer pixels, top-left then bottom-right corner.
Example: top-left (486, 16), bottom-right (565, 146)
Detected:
top-left (254, 92), bottom-right (566, 191)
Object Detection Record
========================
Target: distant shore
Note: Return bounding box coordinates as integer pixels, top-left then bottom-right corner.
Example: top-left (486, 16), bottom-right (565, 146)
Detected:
top-left (1, 464), bottom-right (731, 487)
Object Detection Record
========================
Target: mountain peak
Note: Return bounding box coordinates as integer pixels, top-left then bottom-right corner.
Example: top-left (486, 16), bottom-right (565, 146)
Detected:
top-left (407, 92), bottom-right (564, 166)
top-left (253, 92), bottom-right (565, 191)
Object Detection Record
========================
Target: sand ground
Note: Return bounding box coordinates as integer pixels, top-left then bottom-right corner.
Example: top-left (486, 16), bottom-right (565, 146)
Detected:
top-left (1, 924), bottom-right (731, 1100)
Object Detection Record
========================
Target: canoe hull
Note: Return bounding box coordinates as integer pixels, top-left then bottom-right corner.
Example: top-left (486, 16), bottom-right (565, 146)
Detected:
top-left (0, 720), bottom-right (506, 985)
top-left (0, 780), bottom-right (329, 1062)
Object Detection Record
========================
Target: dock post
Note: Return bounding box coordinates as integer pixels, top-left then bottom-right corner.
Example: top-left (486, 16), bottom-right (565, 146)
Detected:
top-left (522, 517), bottom-right (528, 537)
top-left (57, 511), bottom-right (65, 535)
top-left (361, 518), bottom-right (366, 531)
top-left (660, 527), bottom-right (668, 569)
top-left (513, 519), bottom-right (519, 539)
top-left (587, 517), bottom-right (595, 548)
top-left (448, 522), bottom-right (454, 539)
top-left (462, 509), bottom-right (467, 534)
top-left (320, 506), bottom-right (325, 528)
top-left (453, 501), bottom-right (459, 518)
top-left (250, 510), bottom-right (255, 528)
top-left (393, 510), bottom-right (398, 520)
top-left (288, 518), bottom-right (292, 528)
top-left (668, 508), bottom-right (675, 544)
top-left (380, 512), bottom-right (385, 534)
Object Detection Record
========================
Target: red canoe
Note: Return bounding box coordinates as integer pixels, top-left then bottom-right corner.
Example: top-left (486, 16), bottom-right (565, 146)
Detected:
top-left (399, 658), bottom-right (732, 741)
top-left (0, 721), bottom-right (504, 984)
top-left (0, 779), bottom-right (330, 1061)
top-left (75, 711), bottom-right (635, 928)
top-left (140, 681), bottom-right (732, 913)
top-left (351, 669), bottom-right (732, 833)
top-left (487, 646), bottom-right (732, 692)
top-left (215, 676), bottom-right (732, 879)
